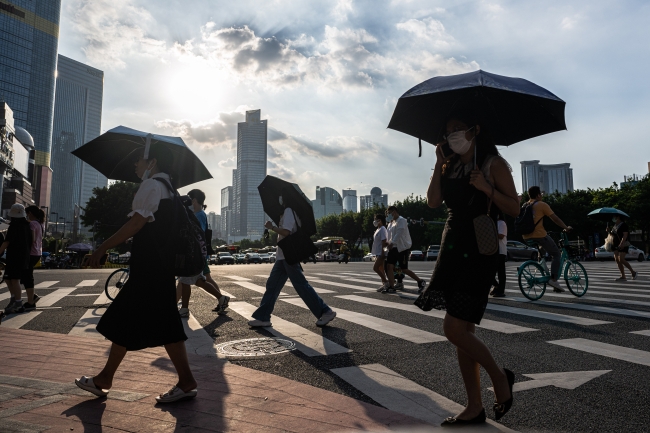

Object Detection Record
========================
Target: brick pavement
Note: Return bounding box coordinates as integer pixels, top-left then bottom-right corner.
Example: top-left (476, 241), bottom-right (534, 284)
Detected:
top-left (0, 328), bottom-right (429, 432)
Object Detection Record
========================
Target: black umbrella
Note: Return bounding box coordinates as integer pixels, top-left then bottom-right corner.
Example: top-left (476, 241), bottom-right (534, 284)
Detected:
top-left (588, 207), bottom-right (630, 222)
top-left (72, 126), bottom-right (212, 188)
top-left (258, 176), bottom-right (316, 236)
top-left (387, 70), bottom-right (566, 155)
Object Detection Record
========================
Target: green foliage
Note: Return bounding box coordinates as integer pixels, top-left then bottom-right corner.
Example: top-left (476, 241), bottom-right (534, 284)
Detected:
top-left (80, 181), bottom-right (140, 248)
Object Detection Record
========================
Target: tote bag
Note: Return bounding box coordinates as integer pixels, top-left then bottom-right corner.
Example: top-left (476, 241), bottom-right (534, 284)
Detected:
top-left (277, 210), bottom-right (318, 265)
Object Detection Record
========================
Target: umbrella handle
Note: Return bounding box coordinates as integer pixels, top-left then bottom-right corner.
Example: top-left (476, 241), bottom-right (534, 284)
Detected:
top-left (418, 138), bottom-right (422, 157)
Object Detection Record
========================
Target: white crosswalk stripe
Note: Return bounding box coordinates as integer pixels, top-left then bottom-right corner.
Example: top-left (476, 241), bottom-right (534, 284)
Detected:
top-left (549, 338), bottom-right (650, 367)
top-left (630, 330), bottom-right (650, 336)
top-left (34, 281), bottom-right (58, 288)
top-left (76, 280), bottom-right (99, 287)
top-left (280, 297), bottom-right (446, 344)
top-left (68, 308), bottom-right (106, 339)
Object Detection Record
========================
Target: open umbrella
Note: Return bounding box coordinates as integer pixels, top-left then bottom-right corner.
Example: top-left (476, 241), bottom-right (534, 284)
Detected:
top-left (387, 70), bottom-right (566, 155)
top-left (588, 208), bottom-right (630, 222)
top-left (257, 176), bottom-right (316, 236)
top-left (71, 126), bottom-right (212, 188)
top-left (67, 243), bottom-right (93, 252)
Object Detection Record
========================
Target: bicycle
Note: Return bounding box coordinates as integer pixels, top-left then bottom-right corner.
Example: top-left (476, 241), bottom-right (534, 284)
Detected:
top-left (517, 231), bottom-right (588, 301)
top-left (105, 268), bottom-right (129, 301)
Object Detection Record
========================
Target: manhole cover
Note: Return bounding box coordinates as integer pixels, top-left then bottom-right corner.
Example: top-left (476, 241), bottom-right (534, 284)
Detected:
top-left (215, 337), bottom-right (296, 357)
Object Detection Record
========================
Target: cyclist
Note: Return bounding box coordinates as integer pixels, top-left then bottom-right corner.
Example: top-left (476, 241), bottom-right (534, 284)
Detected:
top-left (522, 186), bottom-right (572, 292)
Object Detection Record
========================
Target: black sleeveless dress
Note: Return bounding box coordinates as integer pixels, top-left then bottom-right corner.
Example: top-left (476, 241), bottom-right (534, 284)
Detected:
top-left (96, 199), bottom-right (187, 350)
top-left (428, 160), bottom-right (499, 325)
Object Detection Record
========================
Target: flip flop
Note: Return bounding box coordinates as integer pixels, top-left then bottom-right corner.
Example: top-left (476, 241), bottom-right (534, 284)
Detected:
top-left (155, 386), bottom-right (197, 404)
top-left (75, 376), bottom-right (109, 397)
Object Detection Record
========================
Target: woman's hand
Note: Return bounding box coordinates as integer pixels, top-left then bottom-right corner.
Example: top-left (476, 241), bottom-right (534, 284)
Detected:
top-left (88, 247), bottom-right (106, 268)
top-left (435, 142), bottom-right (453, 167)
top-left (469, 167), bottom-right (492, 194)
top-left (264, 221), bottom-right (274, 230)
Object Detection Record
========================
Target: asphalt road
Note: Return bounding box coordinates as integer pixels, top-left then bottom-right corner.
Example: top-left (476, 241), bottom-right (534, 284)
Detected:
top-left (2, 260), bottom-right (650, 432)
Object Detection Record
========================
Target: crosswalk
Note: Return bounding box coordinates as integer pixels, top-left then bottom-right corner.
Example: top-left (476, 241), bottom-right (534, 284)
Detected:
top-left (2, 264), bottom-right (650, 429)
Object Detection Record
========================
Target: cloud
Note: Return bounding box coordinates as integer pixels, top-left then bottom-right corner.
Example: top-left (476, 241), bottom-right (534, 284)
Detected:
top-left (396, 17), bottom-right (455, 48)
top-left (267, 160), bottom-right (296, 179)
top-left (218, 157), bottom-right (236, 168)
top-left (289, 135), bottom-right (379, 160)
top-left (154, 111), bottom-right (246, 148)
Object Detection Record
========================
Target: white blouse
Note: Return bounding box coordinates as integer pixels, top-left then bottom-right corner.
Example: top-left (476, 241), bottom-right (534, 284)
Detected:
top-left (128, 173), bottom-right (173, 222)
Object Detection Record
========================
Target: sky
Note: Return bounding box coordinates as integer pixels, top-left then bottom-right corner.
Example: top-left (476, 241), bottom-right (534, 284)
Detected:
top-left (57, 0), bottom-right (650, 211)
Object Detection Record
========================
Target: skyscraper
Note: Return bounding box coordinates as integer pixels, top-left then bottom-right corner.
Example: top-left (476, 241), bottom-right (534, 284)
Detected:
top-left (312, 186), bottom-right (343, 220)
top-left (0, 1), bottom-right (63, 210)
top-left (220, 185), bottom-right (233, 241)
top-left (233, 110), bottom-right (267, 240)
top-left (521, 160), bottom-right (574, 195)
top-left (50, 55), bottom-right (106, 236)
top-left (360, 187), bottom-right (388, 211)
top-left (342, 189), bottom-right (357, 213)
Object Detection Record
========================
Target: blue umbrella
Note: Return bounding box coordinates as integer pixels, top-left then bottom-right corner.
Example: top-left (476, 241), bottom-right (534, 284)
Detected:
top-left (71, 126), bottom-right (212, 188)
top-left (588, 208), bottom-right (630, 222)
top-left (387, 70), bottom-right (566, 156)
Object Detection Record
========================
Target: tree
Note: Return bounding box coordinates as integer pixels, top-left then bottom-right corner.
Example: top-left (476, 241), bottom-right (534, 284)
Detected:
top-left (80, 181), bottom-right (140, 250)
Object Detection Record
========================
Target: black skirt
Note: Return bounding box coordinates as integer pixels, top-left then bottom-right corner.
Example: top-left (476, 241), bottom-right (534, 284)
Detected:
top-left (96, 200), bottom-right (187, 351)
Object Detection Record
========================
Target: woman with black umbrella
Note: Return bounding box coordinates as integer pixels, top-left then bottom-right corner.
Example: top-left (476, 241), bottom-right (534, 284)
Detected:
top-left (425, 109), bottom-right (520, 425)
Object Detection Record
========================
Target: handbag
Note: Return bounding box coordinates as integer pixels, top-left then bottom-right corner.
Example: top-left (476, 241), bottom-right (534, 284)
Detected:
top-left (604, 234), bottom-right (615, 252)
top-left (277, 210), bottom-right (318, 265)
top-left (473, 191), bottom-right (499, 256)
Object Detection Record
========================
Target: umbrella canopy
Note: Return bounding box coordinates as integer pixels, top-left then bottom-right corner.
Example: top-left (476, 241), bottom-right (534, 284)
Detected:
top-left (71, 126), bottom-right (212, 188)
top-left (67, 243), bottom-right (93, 252)
top-left (588, 208), bottom-right (630, 222)
top-left (258, 176), bottom-right (317, 236)
top-left (388, 70), bottom-right (566, 153)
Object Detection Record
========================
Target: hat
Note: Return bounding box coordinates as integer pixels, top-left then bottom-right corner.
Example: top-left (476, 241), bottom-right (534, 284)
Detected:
top-left (8, 204), bottom-right (26, 219)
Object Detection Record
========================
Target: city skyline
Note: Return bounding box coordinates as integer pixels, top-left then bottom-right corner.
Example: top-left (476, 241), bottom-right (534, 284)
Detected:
top-left (52, 0), bottom-right (650, 211)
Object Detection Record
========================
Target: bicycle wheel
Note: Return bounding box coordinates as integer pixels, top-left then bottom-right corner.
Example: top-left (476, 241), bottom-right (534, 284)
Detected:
top-left (518, 261), bottom-right (547, 300)
top-left (564, 261), bottom-right (588, 297)
top-left (105, 268), bottom-right (129, 301)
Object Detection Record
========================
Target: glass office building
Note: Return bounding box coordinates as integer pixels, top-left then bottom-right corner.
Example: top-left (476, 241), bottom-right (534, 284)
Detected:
top-left (312, 186), bottom-right (343, 220)
top-left (0, 1), bottom-right (62, 210)
top-left (360, 187), bottom-right (388, 211)
top-left (50, 55), bottom-right (106, 236)
top-left (233, 110), bottom-right (267, 240)
top-left (521, 160), bottom-right (574, 195)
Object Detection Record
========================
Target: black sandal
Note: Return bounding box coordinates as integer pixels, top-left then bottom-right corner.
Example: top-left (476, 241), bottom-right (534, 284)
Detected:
top-left (493, 368), bottom-right (515, 421)
top-left (441, 408), bottom-right (486, 426)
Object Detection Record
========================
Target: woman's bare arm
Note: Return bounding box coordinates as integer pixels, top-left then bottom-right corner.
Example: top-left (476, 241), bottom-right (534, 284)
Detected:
top-left (469, 158), bottom-right (520, 217)
top-left (88, 214), bottom-right (148, 267)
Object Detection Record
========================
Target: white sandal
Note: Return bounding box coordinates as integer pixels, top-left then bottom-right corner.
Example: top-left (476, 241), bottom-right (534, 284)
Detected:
top-left (75, 376), bottom-right (109, 397)
top-left (155, 386), bottom-right (197, 404)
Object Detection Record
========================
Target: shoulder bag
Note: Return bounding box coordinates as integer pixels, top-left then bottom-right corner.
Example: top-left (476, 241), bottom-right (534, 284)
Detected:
top-left (473, 189), bottom-right (499, 256)
top-left (277, 210), bottom-right (318, 265)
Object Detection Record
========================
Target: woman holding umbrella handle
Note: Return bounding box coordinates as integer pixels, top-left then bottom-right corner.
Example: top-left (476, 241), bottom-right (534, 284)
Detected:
top-left (425, 114), bottom-right (520, 425)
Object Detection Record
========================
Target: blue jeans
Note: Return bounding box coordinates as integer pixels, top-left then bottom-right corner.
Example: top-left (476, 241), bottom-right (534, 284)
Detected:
top-left (252, 260), bottom-right (331, 322)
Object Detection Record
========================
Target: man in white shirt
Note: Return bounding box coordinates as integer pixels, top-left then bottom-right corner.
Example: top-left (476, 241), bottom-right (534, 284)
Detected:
top-left (249, 192), bottom-right (336, 327)
top-left (371, 213), bottom-right (389, 291)
top-left (491, 213), bottom-right (508, 297)
top-left (384, 206), bottom-right (427, 293)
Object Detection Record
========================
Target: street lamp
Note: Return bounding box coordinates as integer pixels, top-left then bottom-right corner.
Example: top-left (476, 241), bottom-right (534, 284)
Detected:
top-left (40, 206), bottom-right (49, 235)
top-left (51, 212), bottom-right (58, 233)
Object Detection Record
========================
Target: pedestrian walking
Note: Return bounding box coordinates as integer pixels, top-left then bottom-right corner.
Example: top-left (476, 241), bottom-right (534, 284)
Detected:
top-left (425, 112), bottom-right (519, 425)
top-left (372, 213), bottom-right (389, 291)
top-left (521, 186), bottom-right (573, 292)
top-left (0, 204), bottom-right (32, 314)
top-left (384, 206), bottom-right (427, 294)
top-left (249, 191), bottom-right (336, 327)
top-left (490, 213), bottom-right (507, 297)
top-left (22, 206), bottom-right (45, 310)
top-left (177, 189), bottom-right (229, 317)
top-left (608, 215), bottom-right (638, 281)
top-left (78, 145), bottom-right (197, 403)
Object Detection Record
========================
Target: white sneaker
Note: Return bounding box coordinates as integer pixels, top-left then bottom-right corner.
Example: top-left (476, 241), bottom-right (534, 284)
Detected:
top-left (316, 310), bottom-right (336, 327)
top-left (547, 279), bottom-right (564, 292)
top-left (178, 307), bottom-right (189, 318)
top-left (395, 282), bottom-right (404, 291)
top-left (248, 319), bottom-right (272, 327)
top-left (376, 282), bottom-right (388, 292)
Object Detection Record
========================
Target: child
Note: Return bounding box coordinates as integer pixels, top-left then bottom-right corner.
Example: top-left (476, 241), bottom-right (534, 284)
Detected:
top-left (0, 204), bottom-right (32, 314)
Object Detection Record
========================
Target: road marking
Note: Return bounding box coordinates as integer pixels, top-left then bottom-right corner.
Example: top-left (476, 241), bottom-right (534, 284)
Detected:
top-left (76, 279), bottom-right (99, 287)
top-left (183, 313), bottom-right (218, 357)
top-left (299, 277), bottom-right (376, 292)
top-left (68, 308), bottom-right (106, 339)
top-left (486, 303), bottom-right (612, 326)
top-left (337, 295), bottom-right (536, 334)
top-left (37, 288), bottom-right (76, 307)
top-left (1, 311), bottom-right (42, 329)
top-left (228, 301), bottom-right (350, 356)
top-left (285, 281), bottom-right (336, 294)
top-left (231, 281), bottom-right (288, 296)
top-left (281, 297), bottom-right (446, 343)
top-left (488, 370), bottom-right (611, 393)
top-left (223, 276), bottom-right (251, 281)
top-left (501, 297), bottom-right (650, 319)
top-left (504, 288), bottom-right (650, 307)
top-left (549, 338), bottom-right (650, 367)
top-left (630, 330), bottom-right (650, 336)
top-left (93, 290), bottom-right (111, 305)
top-left (331, 364), bottom-right (515, 432)
top-left (587, 284), bottom-right (650, 293)
top-left (34, 281), bottom-right (58, 289)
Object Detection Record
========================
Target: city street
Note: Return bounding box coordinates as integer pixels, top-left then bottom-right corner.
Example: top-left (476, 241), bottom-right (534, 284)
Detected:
top-left (2, 260), bottom-right (649, 432)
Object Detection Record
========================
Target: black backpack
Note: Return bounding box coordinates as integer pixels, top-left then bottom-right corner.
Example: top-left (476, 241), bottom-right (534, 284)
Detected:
top-left (154, 178), bottom-right (207, 276)
top-left (514, 201), bottom-right (542, 236)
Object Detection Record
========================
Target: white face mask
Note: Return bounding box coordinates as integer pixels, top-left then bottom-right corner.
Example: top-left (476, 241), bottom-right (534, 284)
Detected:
top-left (386, 214), bottom-right (393, 223)
top-left (373, 220), bottom-right (379, 227)
top-left (278, 196), bottom-right (283, 206)
top-left (447, 127), bottom-right (475, 155)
